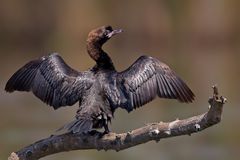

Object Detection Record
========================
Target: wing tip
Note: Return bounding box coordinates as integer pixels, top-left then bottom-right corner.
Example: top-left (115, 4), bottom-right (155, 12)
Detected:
top-left (5, 85), bottom-right (14, 93)
top-left (5, 57), bottom-right (44, 94)
top-left (5, 76), bottom-right (25, 93)
top-left (5, 86), bottom-right (14, 93)
top-left (178, 89), bottom-right (195, 103)
top-left (5, 79), bottom-right (13, 92)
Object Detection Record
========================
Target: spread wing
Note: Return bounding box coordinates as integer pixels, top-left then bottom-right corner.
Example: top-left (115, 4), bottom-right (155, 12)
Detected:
top-left (107, 56), bottom-right (194, 112)
top-left (5, 53), bottom-right (94, 109)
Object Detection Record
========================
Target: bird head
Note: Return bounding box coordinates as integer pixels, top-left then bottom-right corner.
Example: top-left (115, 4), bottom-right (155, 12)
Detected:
top-left (87, 25), bottom-right (123, 46)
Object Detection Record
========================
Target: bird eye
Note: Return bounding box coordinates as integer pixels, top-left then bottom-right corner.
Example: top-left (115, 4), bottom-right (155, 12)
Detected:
top-left (105, 26), bottom-right (112, 31)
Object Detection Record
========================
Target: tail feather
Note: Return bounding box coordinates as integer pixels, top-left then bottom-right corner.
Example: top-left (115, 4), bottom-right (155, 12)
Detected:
top-left (76, 120), bottom-right (93, 133)
top-left (72, 120), bottom-right (83, 133)
top-left (57, 119), bottom-right (93, 134)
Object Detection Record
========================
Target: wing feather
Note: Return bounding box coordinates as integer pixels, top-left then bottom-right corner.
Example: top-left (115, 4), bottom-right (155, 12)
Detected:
top-left (5, 53), bottom-right (94, 109)
top-left (106, 55), bottom-right (194, 112)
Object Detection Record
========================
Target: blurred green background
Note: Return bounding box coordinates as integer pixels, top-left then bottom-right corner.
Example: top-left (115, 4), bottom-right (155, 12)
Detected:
top-left (1, 0), bottom-right (240, 159)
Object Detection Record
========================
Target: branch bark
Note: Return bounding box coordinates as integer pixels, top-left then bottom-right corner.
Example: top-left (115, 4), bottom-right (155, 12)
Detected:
top-left (8, 86), bottom-right (226, 160)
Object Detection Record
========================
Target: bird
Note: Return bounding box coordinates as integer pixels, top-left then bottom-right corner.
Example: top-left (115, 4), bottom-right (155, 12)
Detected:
top-left (5, 25), bottom-right (195, 134)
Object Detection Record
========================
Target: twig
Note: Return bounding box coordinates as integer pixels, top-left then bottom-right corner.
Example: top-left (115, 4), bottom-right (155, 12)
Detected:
top-left (8, 86), bottom-right (226, 160)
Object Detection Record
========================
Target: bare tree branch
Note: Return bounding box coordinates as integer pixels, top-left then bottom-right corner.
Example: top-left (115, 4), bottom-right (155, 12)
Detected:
top-left (8, 86), bottom-right (226, 160)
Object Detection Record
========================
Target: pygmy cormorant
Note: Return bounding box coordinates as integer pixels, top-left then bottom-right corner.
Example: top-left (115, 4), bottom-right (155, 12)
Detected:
top-left (5, 26), bottom-right (195, 134)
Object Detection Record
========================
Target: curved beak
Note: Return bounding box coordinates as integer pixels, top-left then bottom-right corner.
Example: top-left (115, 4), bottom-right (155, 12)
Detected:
top-left (107, 29), bottom-right (123, 38)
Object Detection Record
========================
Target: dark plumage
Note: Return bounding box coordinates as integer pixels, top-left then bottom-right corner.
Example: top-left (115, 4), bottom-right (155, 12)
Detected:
top-left (5, 25), bottom-right (195, 134)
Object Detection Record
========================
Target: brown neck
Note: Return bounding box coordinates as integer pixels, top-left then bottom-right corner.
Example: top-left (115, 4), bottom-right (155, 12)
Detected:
top-left (86, 41), bottom-right (115, 70)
